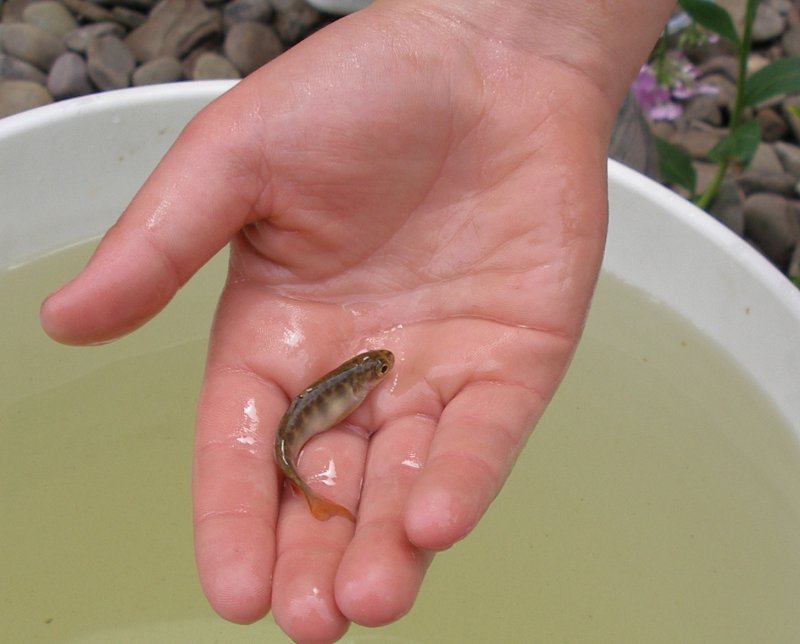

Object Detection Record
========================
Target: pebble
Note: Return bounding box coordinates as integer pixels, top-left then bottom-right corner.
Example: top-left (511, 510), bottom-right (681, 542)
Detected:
top-left (1, 22), bottom-right (65, 71)
top-left (64, 23), bottom-right (125, 54)
top-left (274, 0), bottom-right (320, 44)
top-left (774, 141), bottom-right (800, 179)
top-left (693, 161), bottom-right (719, 196)
top-left (671, 125), bottom-right (725, 159)
top-left (679, 94), bottom-right (722, 128)
top-left (1, 0), bottom-right (30, 22)
top-left (112, 7), bottom-right (147, 29)
top-left (737, 170), bottom-right (799, 197)
top-left (125, 0), bottom-right (221, 63)
top-left (0, 79), bottom-right (53, 118)
top-left (750, 142), bottom-right (786, 175)
top-left (61, 0), bottom-right (117, 23)
top-left (47, 51), bottom-right (92, 98)
top-left (223, 20), bottom-right (282, 75)
top-left (710, 178), bottom-right (745, 235)
top-left (756, 107), bottom-right (788, 142)
top-left (744, 193), bottom-right (799, 266)
top-left (782, 26), bottom-right (800, 57)
top-left (752, 3), bottom-right (786, 42)
top-left (702, 74), bottom-right (736, 110)
top-left (22, 1), bottom-right (79, 38)
top-left (0, 53), bottom-right (47, 84)
top-left (222, 0), bottom-right (273, 30)
top-left (697, 55), bottom-right (739, 83)
top-left (191, 51), bottom-right (240, 80)
top-left (131, 55), bottom-right (183, 85)
top-left (86, 35), bottom-right (136, 90)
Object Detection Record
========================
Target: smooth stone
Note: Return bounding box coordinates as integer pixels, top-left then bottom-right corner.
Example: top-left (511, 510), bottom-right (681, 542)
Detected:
top-left (752, 2), bottom-right (786, 42)
top-left (697, 55), bottom-right (739, 83)
top-left (274, 0), bottom-right (321, 44)
top-left (222, 0), bottom-right (273, 30)
top-left (191, 51), bottom-right (240, 80)
top-left (1, 22), bottom-right (65, 71)
top-left (47, 51), bottom-right (92, 98)
top-left (0, 79), bottom-right (53, 118)
top-left (64, 23), bottom-right (126, 54)
top-left (126, 0), bottom-right (221, 63)
top-left (765, 0), bottom-right (792, 15)
top-left (774, 141), bottom-right (800, 179)
top-left (609, 92), bottom-right (660, 181)
top-left (745, 52), bottom-right (771, 75)
top-left (111, 7), bottom-right (147, 29)
top-left (2, 0), bottom-right (34, 22)
top-left (701, 73), bottom-right (737, 109)
top-left (0, 53), bottom-right (47, 84)
top-left (710, 178), bottom-right (745, 235)
top-left (22, 1), bottom-right (79, 38)
top-left (61, 0), bottom-right (117, 23)
top-left (649, 119), bottom-right (675, 141)
top-left (223, 20), bottom-right (282, 75)
top-left (693, 161), bottom-right (719, 197)
top-left (670, 125), bottom-right (725, 159)
top-left (743, 193), bottom-right (799, 266)
top-left (782, 26), bottom-right (800, 57)
top-left (131, 55), bottom-right (183, 85)
top-left (737, 170), bottom-right (799, 197)
top-left (87, 35), bottom-right (136, 90)
top-left (269, 0), bottom-right (295, 9)
top-left (749, 142), bottom-right (785, 175)
top-left (756, 107), bottom-right (788, 142)
top-left (679, 94), bottom-right (722, 128)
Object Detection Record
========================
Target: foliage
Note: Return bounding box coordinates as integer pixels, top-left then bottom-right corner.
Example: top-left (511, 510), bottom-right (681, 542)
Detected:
top-left (641, 0), bottom-right (800, 209)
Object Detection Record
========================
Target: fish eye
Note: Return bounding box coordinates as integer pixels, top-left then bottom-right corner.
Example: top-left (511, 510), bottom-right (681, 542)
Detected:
top-left (380, 363), bottom-right (389, 374)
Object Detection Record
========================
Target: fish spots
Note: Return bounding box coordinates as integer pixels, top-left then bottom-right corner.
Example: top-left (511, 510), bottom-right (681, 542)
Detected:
top-left (274, 350), bottom-right (395, 521)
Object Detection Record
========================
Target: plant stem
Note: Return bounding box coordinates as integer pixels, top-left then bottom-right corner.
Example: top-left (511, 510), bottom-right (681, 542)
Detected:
top-left (695, 0), bottom-right (759, 210)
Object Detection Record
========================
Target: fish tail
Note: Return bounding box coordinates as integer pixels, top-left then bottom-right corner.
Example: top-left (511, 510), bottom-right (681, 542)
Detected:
top-left (288, 479), bottom-right (355, 522)
top-left (306, 492), bottom-right (356, 522)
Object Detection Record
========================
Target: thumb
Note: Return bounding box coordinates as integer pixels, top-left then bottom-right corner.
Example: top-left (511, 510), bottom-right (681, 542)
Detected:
top-left (40, 90), bottom-right (269, 345)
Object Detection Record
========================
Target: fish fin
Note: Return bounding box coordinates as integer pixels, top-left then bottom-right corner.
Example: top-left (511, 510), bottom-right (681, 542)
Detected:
top-left (306, 492), bottom-right (356, 522)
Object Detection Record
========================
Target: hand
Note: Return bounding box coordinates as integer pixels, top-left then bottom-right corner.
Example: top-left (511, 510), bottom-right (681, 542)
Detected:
top-left (41, 1), bottom-right (673, 641)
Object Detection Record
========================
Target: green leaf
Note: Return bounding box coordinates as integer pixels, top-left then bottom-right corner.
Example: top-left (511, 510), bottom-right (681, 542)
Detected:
top-left (787, 105), bottom-right (800, 120)
top-left (743, 57), bottom-right (800, 106)
top-left (655, 137), bottom-right (697, 194)
top-left (707, 119), bottom-right (760, 168)
top-left (678, 0), bottom-right (740, 46)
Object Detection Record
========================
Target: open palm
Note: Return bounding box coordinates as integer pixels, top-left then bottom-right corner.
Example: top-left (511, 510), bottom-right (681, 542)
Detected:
top-left (40, 3), bottom-right (638, 642)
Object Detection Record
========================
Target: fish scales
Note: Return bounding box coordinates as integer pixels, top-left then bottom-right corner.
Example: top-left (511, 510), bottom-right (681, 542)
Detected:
top-left (274, 349), bottom-right (394, 521)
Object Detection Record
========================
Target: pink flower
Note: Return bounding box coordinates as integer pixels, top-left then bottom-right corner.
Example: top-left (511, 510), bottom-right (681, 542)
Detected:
top-left (632, 65), bottom-right (683, 121)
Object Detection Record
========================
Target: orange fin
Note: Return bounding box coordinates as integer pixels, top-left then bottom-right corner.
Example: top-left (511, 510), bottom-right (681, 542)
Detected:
top-left (305, 491), bottom-right (356, 522)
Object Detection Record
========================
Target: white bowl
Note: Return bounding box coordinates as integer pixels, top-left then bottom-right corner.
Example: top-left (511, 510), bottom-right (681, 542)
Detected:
top-left (2, 83), bottom-right (800, 642)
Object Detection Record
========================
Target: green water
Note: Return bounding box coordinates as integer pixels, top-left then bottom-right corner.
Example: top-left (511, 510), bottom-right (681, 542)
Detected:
top-left (2, 241), bottom-right (800, 643)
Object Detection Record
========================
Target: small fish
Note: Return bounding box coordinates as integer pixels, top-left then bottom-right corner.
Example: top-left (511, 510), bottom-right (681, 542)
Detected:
top-left (274, 349), bottom-right (395, 521)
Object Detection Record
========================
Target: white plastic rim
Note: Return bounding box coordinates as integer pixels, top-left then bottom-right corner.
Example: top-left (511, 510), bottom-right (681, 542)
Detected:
top-left (1, 81), bottom-right (799, 427)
